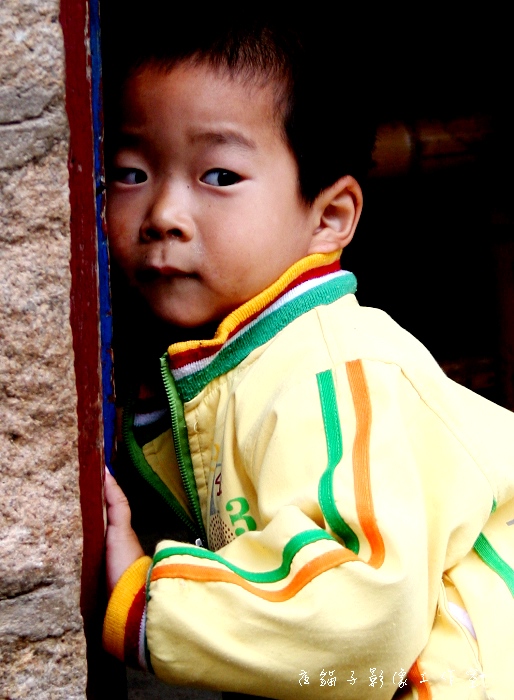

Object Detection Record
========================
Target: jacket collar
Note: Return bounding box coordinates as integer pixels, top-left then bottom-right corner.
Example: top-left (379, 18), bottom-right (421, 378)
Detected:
top-left (166, 251), bottom-right (356, 402)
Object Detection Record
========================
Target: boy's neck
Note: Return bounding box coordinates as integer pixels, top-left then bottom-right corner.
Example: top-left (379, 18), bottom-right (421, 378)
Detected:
top-left (168, 321), bottom-right (220, 344)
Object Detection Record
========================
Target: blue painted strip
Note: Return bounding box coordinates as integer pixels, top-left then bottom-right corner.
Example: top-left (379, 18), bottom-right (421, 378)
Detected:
top-left (89, 0), bottom-right (116, 474)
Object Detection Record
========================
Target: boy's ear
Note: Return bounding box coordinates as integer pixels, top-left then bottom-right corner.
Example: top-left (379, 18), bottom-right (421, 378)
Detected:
top-left (307, 176), bottom-right (363, 254)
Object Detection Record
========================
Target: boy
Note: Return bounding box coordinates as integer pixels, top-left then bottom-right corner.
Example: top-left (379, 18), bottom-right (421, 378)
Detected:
top-left (102, 12), bottom-right (514, 699)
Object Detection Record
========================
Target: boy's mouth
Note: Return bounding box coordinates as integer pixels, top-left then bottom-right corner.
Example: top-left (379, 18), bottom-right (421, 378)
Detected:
top-left (136, 267), bottom-right (195, 283)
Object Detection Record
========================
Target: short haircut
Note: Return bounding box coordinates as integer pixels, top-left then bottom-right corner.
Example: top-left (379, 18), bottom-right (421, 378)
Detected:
top-left (101, 5), bottom-right (376, 203)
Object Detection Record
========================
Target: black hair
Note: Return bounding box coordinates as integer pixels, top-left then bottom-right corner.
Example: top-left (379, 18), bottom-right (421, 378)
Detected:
top-left (101, 5), bottom-right (377, 204)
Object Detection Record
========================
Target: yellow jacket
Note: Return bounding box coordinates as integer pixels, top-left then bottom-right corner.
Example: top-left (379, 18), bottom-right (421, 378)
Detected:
top-left (104, 252), bottom-right (514, 699)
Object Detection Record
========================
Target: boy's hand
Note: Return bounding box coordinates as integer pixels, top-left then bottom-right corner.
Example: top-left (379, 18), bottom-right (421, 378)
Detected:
top-left (105, 470), bottom-right (145, 595)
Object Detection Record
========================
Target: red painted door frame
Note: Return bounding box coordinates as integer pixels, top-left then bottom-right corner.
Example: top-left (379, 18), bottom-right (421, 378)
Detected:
top-left (60, 0), bottom-right (126, 696)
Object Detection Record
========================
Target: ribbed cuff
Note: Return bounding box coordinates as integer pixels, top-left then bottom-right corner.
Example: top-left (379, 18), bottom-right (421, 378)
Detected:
top-left (103, 556), bottom-right (152, 664)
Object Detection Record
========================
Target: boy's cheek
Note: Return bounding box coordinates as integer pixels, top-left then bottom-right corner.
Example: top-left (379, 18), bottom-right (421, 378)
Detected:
top-left (106, 213), bottom-right (137, 266)
top-left (107, 238), bottom-right (141, 286)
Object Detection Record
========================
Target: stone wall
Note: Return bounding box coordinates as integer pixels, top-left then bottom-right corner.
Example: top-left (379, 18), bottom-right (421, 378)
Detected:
top-left (0, 1), bottom-right (87, 698)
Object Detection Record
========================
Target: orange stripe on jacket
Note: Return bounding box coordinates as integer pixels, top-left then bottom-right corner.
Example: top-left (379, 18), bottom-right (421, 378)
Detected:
top-left (151, 548), bottom-right (359, 601)
top-left (408, 660), bottom-right (432, 699)
top-left (346, 359), bottom-right (385, 569)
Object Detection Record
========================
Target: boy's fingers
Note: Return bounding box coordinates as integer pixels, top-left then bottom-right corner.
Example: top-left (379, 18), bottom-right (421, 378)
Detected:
top-left (104, 469), bottom-right (125, 505)
top-left (104, 470), bottom-right (132, 527)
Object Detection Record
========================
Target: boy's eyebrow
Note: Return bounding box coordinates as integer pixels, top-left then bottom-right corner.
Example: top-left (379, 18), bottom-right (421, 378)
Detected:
top-left (113, 128), bottom-right (257, 152)
top-left (189, 129), bottom-right (257, 151)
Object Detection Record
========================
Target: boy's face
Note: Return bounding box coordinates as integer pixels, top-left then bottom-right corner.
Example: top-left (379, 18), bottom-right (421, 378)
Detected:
top-left (107, 61), bottom-right (323, 330)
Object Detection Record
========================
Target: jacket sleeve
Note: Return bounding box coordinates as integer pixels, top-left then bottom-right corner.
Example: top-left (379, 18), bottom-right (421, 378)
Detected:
top-left (103, 555), bottom-right (152, 668)
top-left (104, 357), bottom-right (496, 699)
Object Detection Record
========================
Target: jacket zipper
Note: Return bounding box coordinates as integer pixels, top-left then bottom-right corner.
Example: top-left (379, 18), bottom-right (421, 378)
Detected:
top-left (122, 390), bottom-right (199, 538)
top-left (160, 353), bottom-right (208, 544)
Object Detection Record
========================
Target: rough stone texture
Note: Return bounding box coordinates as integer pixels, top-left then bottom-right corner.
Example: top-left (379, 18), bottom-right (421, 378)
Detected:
top-left (0, 1), bottom-right (87, 698)
top-left (0, 633), bottom-right (86, 700)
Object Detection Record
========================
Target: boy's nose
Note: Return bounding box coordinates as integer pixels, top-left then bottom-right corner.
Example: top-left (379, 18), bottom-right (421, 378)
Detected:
top-left (140, 183), bottom-right (194, 242)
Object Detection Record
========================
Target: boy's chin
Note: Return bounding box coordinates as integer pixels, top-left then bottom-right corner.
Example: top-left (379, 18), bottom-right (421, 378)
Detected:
top-left (138, 290), bottom-right (232, 341)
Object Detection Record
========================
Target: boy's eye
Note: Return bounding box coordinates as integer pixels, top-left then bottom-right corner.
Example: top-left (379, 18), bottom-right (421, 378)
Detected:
top-left (111, 167), bottom-right (147, 185)
top-left (201, 169), bottom-right (242, 187)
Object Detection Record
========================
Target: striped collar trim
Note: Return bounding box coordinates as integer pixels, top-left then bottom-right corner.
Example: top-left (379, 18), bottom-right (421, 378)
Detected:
top-left (167, 252), bottom-right (341, 365)
top-left (166, 252), bottom-right (357, 401)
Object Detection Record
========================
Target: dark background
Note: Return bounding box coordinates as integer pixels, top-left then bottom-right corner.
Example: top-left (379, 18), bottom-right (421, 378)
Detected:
top-left (343, 13), bottom-right (513, 407)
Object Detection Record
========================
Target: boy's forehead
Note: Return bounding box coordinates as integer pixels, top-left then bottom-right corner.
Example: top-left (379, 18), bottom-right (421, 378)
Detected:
top-left (121, 60), bottom-right (285, 138)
